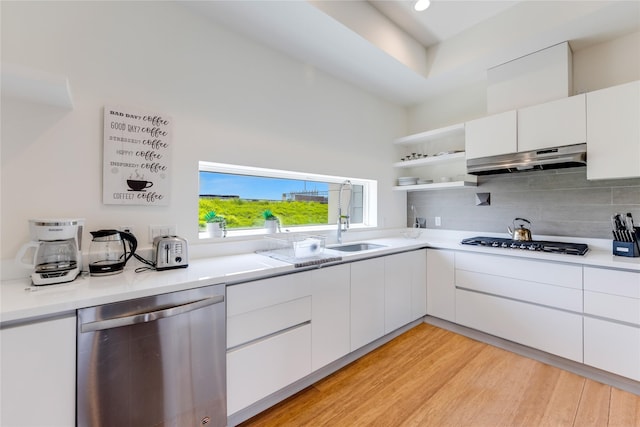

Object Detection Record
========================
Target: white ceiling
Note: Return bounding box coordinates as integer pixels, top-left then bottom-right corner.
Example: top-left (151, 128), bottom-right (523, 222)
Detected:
top-left (183, 0), bottom-right (640, 106)
top-left (368, 0), bottom-right (522, 47)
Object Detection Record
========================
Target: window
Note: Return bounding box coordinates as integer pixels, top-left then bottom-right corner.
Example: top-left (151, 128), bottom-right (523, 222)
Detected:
top-left (198, 161), bottom-right (377, 238)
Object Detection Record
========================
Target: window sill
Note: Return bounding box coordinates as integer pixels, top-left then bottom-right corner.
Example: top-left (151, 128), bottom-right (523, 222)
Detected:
top-left (198, 223), bottom-right (374, 241)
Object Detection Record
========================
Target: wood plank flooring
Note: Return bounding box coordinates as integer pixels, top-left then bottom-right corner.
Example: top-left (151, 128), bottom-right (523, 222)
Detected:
top-left (240, 323), bottom-right (640, 427)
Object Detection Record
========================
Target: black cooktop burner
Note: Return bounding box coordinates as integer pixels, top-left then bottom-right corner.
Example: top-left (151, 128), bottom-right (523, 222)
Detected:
top-left (460, 236), bottom-right (589, 256)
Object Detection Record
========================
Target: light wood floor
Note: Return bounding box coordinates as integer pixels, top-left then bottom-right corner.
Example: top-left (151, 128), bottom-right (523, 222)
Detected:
top-left (240, 323), bottom-right (640, 427)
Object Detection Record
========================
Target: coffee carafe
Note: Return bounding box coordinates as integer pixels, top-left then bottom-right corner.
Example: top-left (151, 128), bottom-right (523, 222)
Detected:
top-left (16, 219), bottom-right (84, 285)
top-left (89, 230), bottom-right (137, 276)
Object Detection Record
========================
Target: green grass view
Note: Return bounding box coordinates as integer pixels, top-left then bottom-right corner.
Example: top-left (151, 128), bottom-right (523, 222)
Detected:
top-left (199, 198), bottom-right (328, 229)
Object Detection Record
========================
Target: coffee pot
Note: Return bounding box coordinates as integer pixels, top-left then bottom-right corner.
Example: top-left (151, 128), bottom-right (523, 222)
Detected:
top-left (89, 230), bottom-right (137, 276)
top-left (16, 219), bottom-right (84, 285)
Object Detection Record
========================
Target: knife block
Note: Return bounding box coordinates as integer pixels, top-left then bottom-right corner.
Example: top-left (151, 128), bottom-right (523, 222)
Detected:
top-left (612, 227), bottom-right (640, 257)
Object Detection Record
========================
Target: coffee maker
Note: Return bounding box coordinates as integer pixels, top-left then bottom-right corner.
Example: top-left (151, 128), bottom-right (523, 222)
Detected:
top-left (16, 218), bottom-right (84, 285)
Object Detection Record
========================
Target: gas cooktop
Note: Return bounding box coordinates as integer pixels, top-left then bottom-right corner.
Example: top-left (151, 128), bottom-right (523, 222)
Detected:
top-left (460, 236), bottom-right (589, 256)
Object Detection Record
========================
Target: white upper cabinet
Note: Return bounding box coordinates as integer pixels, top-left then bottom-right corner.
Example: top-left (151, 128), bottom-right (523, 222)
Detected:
top-left (586, 80), bottom-right (640, 180)
top-left (518, 94), bottom-right (586, 152)
top-left (465, 110), bottom-right (517, 160)
top-left (466, 95), bottom-right (586, 160)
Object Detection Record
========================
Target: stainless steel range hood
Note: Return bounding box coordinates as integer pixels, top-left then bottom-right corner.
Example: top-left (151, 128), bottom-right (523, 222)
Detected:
top-left (467, 143), bottom-right (587, 175)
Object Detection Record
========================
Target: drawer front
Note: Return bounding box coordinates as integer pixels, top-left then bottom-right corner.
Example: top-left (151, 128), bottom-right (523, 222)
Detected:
top-left (227, 323), bottom-right (311, 415)
top-left (584, 267), bottom-right (640, 298)
top-left (227, 272), bottom-right (311, 316)
top-left (456, 252), bottom-right (582, 289)
top-left (456, 289), bottom-right (583, 362)
top-left (584, 291), bottom-right (640, 325)
top-left (456, 269), bottom-right (582, 312)
top-left (227, 296), bottom-right (311, 348)
top-left (584, 317), bottom-right (640, 381)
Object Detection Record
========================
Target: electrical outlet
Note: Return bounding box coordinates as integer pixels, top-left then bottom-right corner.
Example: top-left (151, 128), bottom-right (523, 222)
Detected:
top-left (435, 216), bottom-right (441, 227)
top-left (149, 225), bottom-right (177, 243)
top-left (119, 226), bottom-right (134, 235)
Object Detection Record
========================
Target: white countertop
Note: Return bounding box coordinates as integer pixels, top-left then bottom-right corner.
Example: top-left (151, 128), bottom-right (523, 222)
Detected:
top-left (2, 231), bottom-right (638, 325)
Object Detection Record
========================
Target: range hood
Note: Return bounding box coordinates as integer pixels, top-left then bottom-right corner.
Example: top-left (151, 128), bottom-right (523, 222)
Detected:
top-left (467, 143), bottom-right (587, 176)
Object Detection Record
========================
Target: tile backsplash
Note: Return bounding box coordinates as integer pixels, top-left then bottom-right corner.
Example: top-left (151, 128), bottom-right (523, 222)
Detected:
top-left (407, 167), bottom-right (640, 239)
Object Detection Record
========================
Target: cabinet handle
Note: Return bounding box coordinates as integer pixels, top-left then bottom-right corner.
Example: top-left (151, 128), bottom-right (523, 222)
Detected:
top-left (80, 295), bottom-right (224, 333)
top-left (227, 320), bottom-right (311, 352)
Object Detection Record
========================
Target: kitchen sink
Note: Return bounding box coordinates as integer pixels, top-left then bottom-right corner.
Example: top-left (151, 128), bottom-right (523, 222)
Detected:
top-left (330, 243), bottom-right (387, 252)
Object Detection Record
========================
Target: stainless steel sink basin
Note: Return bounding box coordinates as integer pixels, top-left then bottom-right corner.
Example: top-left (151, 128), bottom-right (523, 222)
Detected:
top-left (330, 243), bottom-right (387, 252)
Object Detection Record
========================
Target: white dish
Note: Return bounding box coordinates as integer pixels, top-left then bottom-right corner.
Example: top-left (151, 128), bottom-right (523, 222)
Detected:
top-left (397, 177), bottom-right (418, 185)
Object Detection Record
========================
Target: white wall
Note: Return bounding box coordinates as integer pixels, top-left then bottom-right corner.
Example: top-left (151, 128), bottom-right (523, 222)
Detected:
top-left (573, 31), bottom-right (640, 94)
top-left (0, 1), bottom-right (406, 266)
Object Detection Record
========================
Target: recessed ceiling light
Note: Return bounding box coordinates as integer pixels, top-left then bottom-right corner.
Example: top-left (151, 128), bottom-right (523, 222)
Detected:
top-left (414, 0), bottom-right (431, 12)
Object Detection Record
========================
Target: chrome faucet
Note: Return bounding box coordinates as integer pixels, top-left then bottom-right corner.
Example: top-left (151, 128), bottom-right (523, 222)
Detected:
top-left (337, 180), bottom-right (352, 244)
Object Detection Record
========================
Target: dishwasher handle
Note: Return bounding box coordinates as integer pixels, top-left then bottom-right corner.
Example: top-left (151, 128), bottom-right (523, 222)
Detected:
top-left (80, 295), bottom-right (224, 333)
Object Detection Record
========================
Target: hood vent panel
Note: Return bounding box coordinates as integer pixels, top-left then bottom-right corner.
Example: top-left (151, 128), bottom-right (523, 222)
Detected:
top-left (467, 143), bottom-right (586, 176)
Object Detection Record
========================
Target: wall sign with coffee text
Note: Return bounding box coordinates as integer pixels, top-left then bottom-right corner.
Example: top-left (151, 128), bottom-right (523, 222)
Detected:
top-left (103, 105), bottom-right (172, 206)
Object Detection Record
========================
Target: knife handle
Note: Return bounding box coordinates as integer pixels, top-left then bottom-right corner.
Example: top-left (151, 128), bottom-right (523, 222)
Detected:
top-left (626, 213), bottom-right (635, 232)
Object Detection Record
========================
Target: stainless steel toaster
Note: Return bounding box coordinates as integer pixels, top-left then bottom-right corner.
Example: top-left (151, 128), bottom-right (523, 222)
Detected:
top-left (153, 236), bottom-right (189, 270)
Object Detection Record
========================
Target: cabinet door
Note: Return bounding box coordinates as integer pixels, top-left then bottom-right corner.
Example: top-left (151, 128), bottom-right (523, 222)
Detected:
top-left (227, 324), bottom-right (311, 415)
top-left (518, 94), bottom-right (586, 152)
top-left (584, 317), bottom-right (640, 381)
top-left (410, 249), bottom-right (427, 321)
top-left (587, 80), bottom-right (640, 180)
top-left (384, 252), bottom-right (413, 333)
top-left (426, 249), bottom-right (455, 322)
top-left (1, 316), bottom-right (76, 427)
top-left (456, 289), bottom-right (583, 362)
top-left (227, 272), bottom-right (312, 317)
top-left (311, 263), bottom-right (350, 371)
top-left (465, 110), bottom-right (517, 159)
top-left (351, 258), bottom-right (385, 351)
top-left (584, 266), bottom-right (640, 325)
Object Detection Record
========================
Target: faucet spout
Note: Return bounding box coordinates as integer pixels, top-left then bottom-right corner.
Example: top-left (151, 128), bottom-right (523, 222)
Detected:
top-left (337, 180), bottom-right (352, 244)
top-left (337, 212), bottom-right (349, 244)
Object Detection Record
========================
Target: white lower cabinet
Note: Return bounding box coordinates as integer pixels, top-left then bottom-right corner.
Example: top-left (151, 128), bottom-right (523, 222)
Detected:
top-left (226, 274), bottom-right (313, 415)
top-left (384, 249), bottom-right (427, 333)
top-left (454, 252), bottom-right (583, 362)
top-left (311, 263), bottom-right (350, 371)
top-left (426, 249), bottom-right (456, 322)
top-left (456, 289), bottom-right (583, 362)
top-left (410, 250), bottom-right (428, 321)
top-left (583, 266), bottom-right (640, 380)
top-left (227, 249), bottom-right (429, 415)
top-left (227, 324), bottom-right (311, 415)
top-left (584, 317), bottom-right (640, 381)
top-left (1, 315), bottom-right (76, 427)
top-left (350, 257), bottom-right (385, 351)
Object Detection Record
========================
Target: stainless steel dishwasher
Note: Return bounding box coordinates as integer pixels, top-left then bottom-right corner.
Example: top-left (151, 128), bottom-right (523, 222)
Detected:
top-left (77, 284), bottom-right (226, 427)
